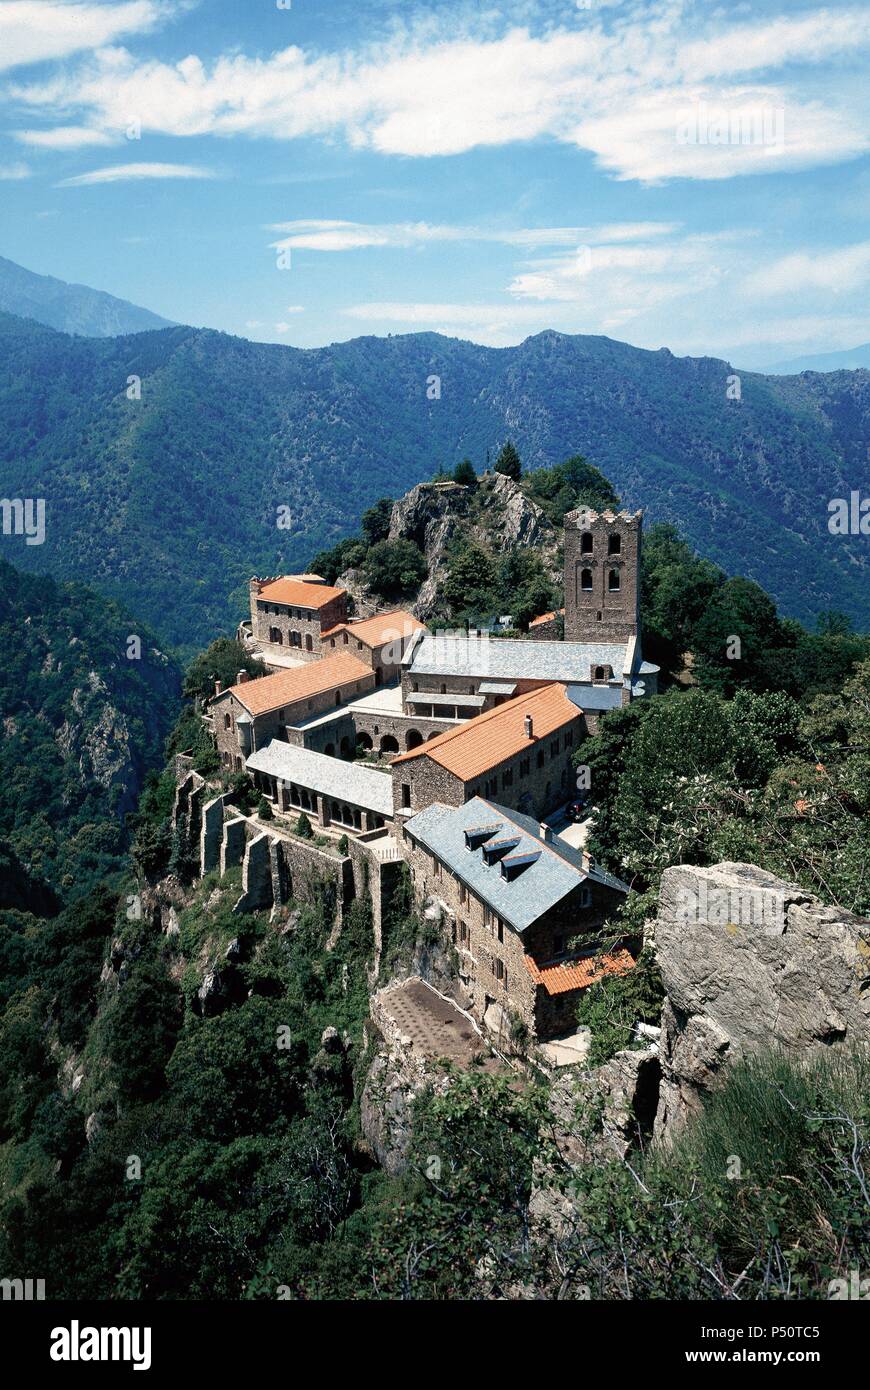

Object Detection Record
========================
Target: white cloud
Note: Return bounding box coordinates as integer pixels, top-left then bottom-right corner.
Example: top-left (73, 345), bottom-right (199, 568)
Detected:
top-left (57, 161), bottom-right (216, 186)
top-left (8, 4), bottom-right (869, 181)
top-left (0, 160), bottom-right (30, 179)
top-left (741, 242), bottom-right (870, 297)
top-left (0, 0), bottom-right (162, 73)
top-left (16, 125), bottom-right (117, 149)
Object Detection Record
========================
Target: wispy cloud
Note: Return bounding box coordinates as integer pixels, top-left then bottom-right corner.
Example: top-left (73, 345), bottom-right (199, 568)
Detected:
top-left (740, 242), bottom-right (870, 298)
top-left (57, 161), bottom-right (216, 186)
top-left (0, 160), bottom-right (30, 179)
top-left (268, 218), bottom-right (679, 254)
top-left (16, 125), bottom-right (118, 149)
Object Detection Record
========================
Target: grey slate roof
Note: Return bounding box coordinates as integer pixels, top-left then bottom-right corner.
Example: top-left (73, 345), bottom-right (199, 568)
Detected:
top-left (567, 682), bottom-right (623, 711)
top-left (406, 691), bottom-right (486, 707)
top-left (404, 796), bottom-right (628, 933)
top-left (408, 634), bottom-right (631, 683)
top-left (247, 740), bottom-right (393, 817)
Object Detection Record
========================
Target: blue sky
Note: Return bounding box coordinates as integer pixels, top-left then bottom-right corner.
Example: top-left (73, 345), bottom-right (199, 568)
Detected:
top-left (1, 0), bottom-right (869, 366)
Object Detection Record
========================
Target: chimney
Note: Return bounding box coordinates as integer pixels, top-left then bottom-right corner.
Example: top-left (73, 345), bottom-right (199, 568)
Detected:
top-left (524, 714), bottom-right (534, 739)
top-left (540, 823), bottom-right (552, 843)
top-left (214, 679), bottom-right (223, 696)
top-left (237, 670), bottom-right (249, 685)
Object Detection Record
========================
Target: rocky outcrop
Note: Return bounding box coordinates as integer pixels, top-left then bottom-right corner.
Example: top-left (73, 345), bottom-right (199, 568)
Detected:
top-left (654, 862), bottom-right (870, 1141)
top-left (339, 474), bottom-right (559, 621)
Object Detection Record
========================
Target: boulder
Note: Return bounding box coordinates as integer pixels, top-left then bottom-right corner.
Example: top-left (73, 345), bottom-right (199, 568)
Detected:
top-left (654, 862), bottom-right (870, 1141)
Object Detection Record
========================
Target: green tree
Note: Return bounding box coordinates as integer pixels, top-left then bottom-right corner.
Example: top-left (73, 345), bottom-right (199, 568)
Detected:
top-left (453, 458), bottom-right (477, 486)
top-left (363, 539), bottom-right (427, 601)
top-left (360, 497), bottom-right (394, 546)
top-left (494, 440), bottom-right (522, 481)
top-left (184, 637), bottom-right (262, 702)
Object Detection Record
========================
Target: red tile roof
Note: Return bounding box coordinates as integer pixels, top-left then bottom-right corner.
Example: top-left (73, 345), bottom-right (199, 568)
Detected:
top-left (524, 946), bottom-right (635, 996)
top-left (529, 607), bottom-right (565, 628)
top-left (256, 577), bottom-right (345, 610)
top-left (392, 683), bottom-right (580, 781)
top-left (321, 609), bottom-right (426, 647)
top-left (223, 652), bottom-right (371, 716)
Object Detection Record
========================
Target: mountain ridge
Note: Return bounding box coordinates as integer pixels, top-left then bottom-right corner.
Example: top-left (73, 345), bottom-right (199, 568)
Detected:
top-left (0, 308), bottom-right (867, 649)
top-left (0, 254), bottom-right (174, 338)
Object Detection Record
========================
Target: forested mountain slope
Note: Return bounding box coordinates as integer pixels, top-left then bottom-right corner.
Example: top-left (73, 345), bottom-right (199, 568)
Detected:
top-left (0, 558), bottom-right (181, 894)
top-left (0, 311), bottom-right (867, 650)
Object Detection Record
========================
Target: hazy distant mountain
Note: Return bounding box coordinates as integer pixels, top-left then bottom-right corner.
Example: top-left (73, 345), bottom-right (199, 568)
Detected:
top-left (0, 311), bottom-right (868, 648)
top-left (0, 255), bottom-right (174, 338)
top-left (767, 343), bottom-right (870, 374)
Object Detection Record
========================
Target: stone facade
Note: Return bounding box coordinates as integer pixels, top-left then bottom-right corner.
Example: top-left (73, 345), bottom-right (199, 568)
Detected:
top-left (563, 507), bottom-right (642, 646)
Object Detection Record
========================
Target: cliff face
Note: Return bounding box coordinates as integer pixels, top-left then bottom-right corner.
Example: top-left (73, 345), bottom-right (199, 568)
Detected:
top-left (653, 862), bottom-right (870, 1141)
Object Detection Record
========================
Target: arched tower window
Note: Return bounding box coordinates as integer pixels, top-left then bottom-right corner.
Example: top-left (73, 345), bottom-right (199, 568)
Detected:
top-left (608, 569), bottom-right (621, 590)
top-left (581, 531), bottom-right (594, 554)
top-left (580, 568), bottom-right (593, 591)
top-left (608, 533), bottom-right (621, 555)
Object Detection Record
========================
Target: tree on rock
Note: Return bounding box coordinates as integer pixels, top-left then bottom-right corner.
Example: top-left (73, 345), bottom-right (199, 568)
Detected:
top-left (494, 441), bottom-right (522, 481)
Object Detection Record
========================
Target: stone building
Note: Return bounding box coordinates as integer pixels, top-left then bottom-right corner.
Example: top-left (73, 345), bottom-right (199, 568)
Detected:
top-left (211, 652), bottom-right (374, 768)
top-left (402, 796), bottom-right (632, 1041)
top-left (246, 740), bottom-right (393, 834)
top-left (321, 608), bottom-right (426, 685)
top-left (248, 575), bottom-right (349, 666)
top-left (563, 506), bottom-right (642, 646)
top-left (401, 630), bottom-right (657, 723)
top-left (390, 683), bottom-right (584, 821)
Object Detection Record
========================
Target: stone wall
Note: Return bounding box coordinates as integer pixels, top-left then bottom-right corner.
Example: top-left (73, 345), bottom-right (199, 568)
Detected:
top-left (213, 668), bottom-right (377, 766)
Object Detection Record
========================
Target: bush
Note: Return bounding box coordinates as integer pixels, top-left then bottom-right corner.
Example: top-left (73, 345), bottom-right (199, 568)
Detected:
top-left (295, 813), bottom-right (313, 840)
top-left (257, 797), bottom-right (273, 821)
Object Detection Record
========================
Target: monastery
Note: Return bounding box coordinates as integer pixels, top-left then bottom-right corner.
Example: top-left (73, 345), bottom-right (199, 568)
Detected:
top-left (198, 505), bottom-right (658, 1045)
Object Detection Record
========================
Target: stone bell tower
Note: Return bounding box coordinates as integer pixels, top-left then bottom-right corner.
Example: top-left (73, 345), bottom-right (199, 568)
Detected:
top-left (563, 507), bottom-right (642, 646)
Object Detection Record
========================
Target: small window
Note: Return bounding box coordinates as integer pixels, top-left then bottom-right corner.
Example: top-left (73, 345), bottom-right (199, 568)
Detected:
top-left (581, 531), bottom-right (593, 554)
top-left (536, 749), bottom-right (545, 769)
top-left (497, 921), bottom-right (504, 943)
top-left (579, 886), bottom-right (591, 908)
top-left (608, 533), bottom-right (621, 555)
top-left (343, 632), bottom-right (348, 644)
top-left (502, 768), bottom-right (513, 788)
top-left (608, 570), bottom-right (621, 591)
top-left (520, 758), bottom-right (530, 777)
top-left (401, 784), bottom-right (411, 809)
top-left (459, 882), bottom-right (466, 905)
top-left (440, 683), bottom-right (447, 695)
top-left (595, 665), bottom-right (605, 680)
top-left (580, 568), bottom-right (593, 591)
top-left (224, 713), bottom-right (231, 730)
top-left (550, 740), bottom-right (559, 758)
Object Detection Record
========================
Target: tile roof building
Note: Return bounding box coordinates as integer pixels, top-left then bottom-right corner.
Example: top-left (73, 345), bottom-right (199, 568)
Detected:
top-left (210, 652), bottom-right (375, 768)
top-left (402, 796), bottom-right (632, 1041)
top-left (246, 574), bottom-right (349, 668)
top-left (321, 608), bottom-right (426, 685)
top-left (247, 739), bottom-right (393, 833)
top-left (391, 684), bottom-right (585, 822)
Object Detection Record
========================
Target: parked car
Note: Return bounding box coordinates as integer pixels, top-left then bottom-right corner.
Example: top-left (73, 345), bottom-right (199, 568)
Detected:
top-left (566, 798), bottom-right (590, 823)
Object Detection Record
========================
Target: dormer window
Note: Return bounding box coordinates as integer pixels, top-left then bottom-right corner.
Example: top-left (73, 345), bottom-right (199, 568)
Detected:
top-left (581, 532), bottom-right (594, 554)
top-left (608, 533), bottom-right (621, 555)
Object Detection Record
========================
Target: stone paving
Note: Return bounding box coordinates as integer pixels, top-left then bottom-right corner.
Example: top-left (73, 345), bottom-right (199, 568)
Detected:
top-left (380, 978), bottom-right (488, 1067)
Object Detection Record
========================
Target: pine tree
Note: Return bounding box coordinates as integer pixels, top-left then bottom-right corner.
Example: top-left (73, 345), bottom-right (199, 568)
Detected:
top-left (494, 441), bottom-right (522, 481)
